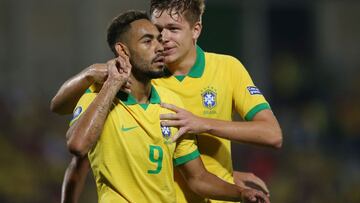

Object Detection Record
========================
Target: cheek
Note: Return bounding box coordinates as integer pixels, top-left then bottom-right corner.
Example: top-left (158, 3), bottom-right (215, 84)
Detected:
top-left (177, 32), bottom-right (193, 45)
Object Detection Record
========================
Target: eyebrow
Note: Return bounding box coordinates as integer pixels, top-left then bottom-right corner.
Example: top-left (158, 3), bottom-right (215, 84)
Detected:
top-left (155, 23), bottom-right (181, 28)
top-left (166, 23), bottom-right (181, 27)
top-left (139, 34), bottom-right (154, 41)
top-left (138, 33), bottom-right (162, 42)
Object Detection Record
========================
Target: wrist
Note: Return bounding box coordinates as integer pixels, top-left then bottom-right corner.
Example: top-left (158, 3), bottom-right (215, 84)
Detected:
top-left (236, 186), bottom-right (245, 199)
top-left (202, 117), bottom-right (213, 133)
top-left (84, 66), bottom-right (96, 84)
top-left (103, 78), bottom-right (125, 91)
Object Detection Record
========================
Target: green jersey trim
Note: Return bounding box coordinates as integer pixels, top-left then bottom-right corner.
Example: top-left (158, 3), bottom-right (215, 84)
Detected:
top-left (173, 149), bottom-right (200, 166)
top-left (244, 103), bottom-right (271, 121)
top-left (116, 85), bottom-right (161, 110)
top-left (174, 75), bottom-right (186, 81)
top-left (174, 45), bottom-right (205, 81)
top-left (188, 45), bottom-right (205, 78)
top-left (85, 88), bottom-right (92, 93)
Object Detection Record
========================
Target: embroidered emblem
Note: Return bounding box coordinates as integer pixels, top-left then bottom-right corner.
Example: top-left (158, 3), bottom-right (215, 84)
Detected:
top-left (161, 125), bottom-right (171, 138)
top-left (72, 106), bottom-right (82, 120)
top-left (201, 87), bottom-right (217, 109)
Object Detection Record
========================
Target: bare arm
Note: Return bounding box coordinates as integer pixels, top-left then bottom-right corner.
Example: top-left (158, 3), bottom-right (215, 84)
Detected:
top-left (204, 109), bottom-right (282, 148)
top-left (160, 104), bottom-right (282, 148)
top-left (177, 157), bottom-right (269, 202)
top-left (50, 64), bottom-right (108, 115)
top-left (67, 58), bottom-right (130, 157)
top-left (61, 156), bottom-right (90, 203)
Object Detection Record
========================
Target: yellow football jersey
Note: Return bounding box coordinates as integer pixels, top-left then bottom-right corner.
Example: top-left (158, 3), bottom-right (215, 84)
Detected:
top-left (70, 85), bottom-right (200, 203)
top-left (153, 46), bottom-right (270, 203)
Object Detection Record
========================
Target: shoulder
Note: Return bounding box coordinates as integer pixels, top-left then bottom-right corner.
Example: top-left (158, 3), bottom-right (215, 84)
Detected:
top-left (153, 85), bottom-right (184, 106)
top-left (204, 51), bottom-right (247, 75)
top-left (205, 51), bottom-right (241, 64)
top-left (205, 51), bottom-right (245, 70)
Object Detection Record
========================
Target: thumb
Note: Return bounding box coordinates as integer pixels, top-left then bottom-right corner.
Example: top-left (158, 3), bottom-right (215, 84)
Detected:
top-left (107, 59), bottom-right (118, 74)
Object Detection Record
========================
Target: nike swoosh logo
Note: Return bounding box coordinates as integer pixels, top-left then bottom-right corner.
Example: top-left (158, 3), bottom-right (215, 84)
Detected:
top-left (121, 125), bottom-right (138, 132)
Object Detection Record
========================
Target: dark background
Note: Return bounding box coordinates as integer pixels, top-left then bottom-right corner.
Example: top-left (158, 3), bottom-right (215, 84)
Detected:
top-left (1, 0), bottom-right (359, 202)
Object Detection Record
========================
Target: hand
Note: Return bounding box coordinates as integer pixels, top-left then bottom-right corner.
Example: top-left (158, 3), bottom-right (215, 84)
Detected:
top-left (117, 52), bottom-right (132, 94)
top-left (239, 187), bottom-right (270, 203)
top-left (233, 171), bottom-right (269, 197)
top-left (106, 56), bottom-right (131, 89)
top-left (159, 103), bottom-right (209, 142)
top-left (86, 63), bottom-right (108, 84)
top-left (234, 171), bottom-right (269, 196)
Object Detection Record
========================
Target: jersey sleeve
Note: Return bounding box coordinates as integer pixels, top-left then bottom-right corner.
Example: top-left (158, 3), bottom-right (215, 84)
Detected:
top-left (230, 57), bottom-right (271, 121)
top-left (69, 92), bottom-right (97, 126)
top-left (85, 83), bottom-right (102, 93)
top-left (173, 134), bottom-right (200, 166)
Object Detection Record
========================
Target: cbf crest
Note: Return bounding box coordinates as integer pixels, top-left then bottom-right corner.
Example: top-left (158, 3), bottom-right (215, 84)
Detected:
top-left (201, 86), bottom-right (217, 109)
top-left (161, 125), bottom-right (172, 144)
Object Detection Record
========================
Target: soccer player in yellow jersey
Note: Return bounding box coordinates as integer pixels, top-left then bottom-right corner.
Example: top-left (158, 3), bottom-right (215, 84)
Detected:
top-left (51, 1), bottom-right (282, 203)
top-left (146, 1), bottom-right (281, 202)
top-left (64, 10), bottom-right (269, 203)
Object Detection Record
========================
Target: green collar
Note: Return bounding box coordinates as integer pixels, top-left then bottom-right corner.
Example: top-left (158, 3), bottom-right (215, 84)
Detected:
top-left (174, 45), bottom-right (205, 81)
top-left (116, 85), bottom-right (161, 109)
top-left (188, 45), bottom-right (205, 77)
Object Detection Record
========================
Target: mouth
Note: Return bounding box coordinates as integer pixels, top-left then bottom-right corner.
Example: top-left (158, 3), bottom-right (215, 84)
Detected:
top-left (153, 55), bottom-right (165, 65)
top-left (163, 47), bottom-right (175, 56)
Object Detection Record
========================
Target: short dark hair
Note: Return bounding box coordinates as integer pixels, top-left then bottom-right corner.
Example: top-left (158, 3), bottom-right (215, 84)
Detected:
top-left (107, 10), bottom-right (149, 56)
top-left (150, 0), bottom-right (205, 26)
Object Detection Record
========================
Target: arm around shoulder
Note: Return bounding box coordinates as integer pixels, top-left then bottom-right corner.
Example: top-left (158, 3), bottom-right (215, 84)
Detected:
top-left (50, 64), bottom-right (108, 115)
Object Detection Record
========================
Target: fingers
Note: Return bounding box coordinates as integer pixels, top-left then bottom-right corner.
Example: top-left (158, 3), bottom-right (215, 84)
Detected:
top-left (234, 171), bottom-right (270, 196)
top-left (124, 81), bottom-right (131, 88)
top-left (88, 63), bottom-right (108, 84)
top-left (160, 113), bottom-right (178, 120)
top-left (254, 191), bottom-right (270, 203)
top-left (245, 176), bottom-right (269, 196)
top-left (251, 177), bottom-right (269, 195)
top-left (171, 127), bottom-right (188, 142)
top-left (119, 80), bottom-right (132, 94)
top-left (116, 54), bottom-right (131, 73)
top-left (233, 180), bottom-right (251, 190)
top-left (160, 102), bottom-right (181, 113)
top-left (161, 120), bottom-right (181, 128)
top-left (106, 59), bottom-right (118, 74)
top-left (245, 190), bottom-right (269, 203)
top-left (114, 58), bottom-right (124, 73)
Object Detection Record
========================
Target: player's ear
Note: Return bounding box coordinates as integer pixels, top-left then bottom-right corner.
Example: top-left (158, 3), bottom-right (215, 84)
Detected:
top-left (192, 21), bottom-right (202, 41)
top-left (115, 42), bottom-right (130, 58)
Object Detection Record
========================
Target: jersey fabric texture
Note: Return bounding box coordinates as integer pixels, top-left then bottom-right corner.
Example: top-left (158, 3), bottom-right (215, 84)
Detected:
top-left (70, 85), bottom-right (200, 203)
top-left (152, 46), bottom-right (270, 203)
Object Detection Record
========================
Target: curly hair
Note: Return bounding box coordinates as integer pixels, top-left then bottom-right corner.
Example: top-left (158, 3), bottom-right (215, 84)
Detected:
top-left (107, 10), bottom-right (149, 56)
top-left (150, 0), bottom-right (205, 26)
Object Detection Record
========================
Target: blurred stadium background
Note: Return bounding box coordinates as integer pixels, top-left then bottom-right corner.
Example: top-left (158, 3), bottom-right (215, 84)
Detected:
top-left (0, 0), bottom-right (359, 202)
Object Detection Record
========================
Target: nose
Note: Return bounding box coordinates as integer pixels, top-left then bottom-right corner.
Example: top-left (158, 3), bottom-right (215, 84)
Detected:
top-left (161, 29), bottom-right (170, 43)
top-left (155, 38), bottom-right (164, 54)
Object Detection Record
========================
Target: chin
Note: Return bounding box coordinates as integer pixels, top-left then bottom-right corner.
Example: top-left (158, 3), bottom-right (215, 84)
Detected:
top-left (148, 67), bottom-right (165, 79)
top-left (164, 55), bottom-right (177, 65)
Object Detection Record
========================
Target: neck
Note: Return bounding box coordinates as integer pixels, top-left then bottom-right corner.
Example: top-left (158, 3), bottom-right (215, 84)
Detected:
top-left (129, 74), bottom-right (152, 104)
top-left (167, 45), bottom-right (197, 76)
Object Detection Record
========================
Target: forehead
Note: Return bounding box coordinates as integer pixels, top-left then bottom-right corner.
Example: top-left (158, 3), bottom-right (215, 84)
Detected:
top-left (151, 9), bottom-right (188, 27)
top-left (128, 19), bottom-right (160, 38)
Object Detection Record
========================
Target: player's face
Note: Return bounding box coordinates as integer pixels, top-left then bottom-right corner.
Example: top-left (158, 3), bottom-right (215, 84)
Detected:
top-left (126, 19), bottom-right (165, 79)
top-left (151, 10), bottom-right (199, 66)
